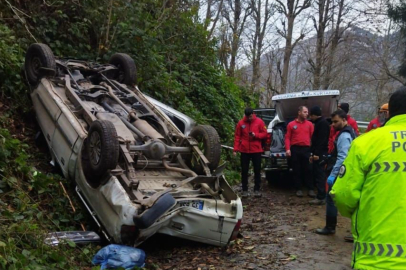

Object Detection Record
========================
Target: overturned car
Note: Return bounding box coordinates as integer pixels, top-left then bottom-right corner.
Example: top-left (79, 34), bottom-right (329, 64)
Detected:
top-left (24, 43), bottom-right (243, 246)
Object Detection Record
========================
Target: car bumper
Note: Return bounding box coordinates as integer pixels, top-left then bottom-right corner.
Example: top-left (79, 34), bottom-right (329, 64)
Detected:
top-left (75, 158), bottom-right (243, 246)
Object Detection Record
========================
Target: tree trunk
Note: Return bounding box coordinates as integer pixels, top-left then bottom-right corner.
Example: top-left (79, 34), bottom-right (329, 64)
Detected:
top-left (312, 0), bottom-right (330, 90)
top-left (281, 15), bottom-right (294, 93)
top-left (323, 0), bottom-right (344, 89)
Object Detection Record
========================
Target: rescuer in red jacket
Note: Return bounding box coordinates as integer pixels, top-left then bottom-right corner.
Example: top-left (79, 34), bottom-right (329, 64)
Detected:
top-left (365, 103), bottom-right (388, 132)
top-left (328, 102), bottom-right (359, 153)
top-left (285, 106), bottom-right (314, 198)
top-left (233, 108), bottom-right (267, 198)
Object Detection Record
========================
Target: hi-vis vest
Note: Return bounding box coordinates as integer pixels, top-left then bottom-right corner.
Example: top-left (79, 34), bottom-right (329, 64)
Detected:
top-left (331, 114), bottom-right (406, 270)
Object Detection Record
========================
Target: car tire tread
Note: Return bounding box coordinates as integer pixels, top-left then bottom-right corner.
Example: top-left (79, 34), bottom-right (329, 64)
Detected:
top-left (108, 53), bottom-right (137, 85)
top-left (25, 43), bottom-right (56, 85)
top-left (187, 125), bottom-right (221, 174)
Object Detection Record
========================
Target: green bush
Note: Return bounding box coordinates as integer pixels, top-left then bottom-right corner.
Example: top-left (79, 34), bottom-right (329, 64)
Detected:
top-left (0, 128), bottom-right (98, 269)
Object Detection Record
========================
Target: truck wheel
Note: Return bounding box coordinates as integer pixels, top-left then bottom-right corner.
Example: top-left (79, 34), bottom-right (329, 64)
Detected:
top-left (25, 43), bottom-right (56, 85)
top-left (85, 120), bottom-right (119, 185)
top-left (109, 53), bottom-right (137, 85)
top-left (266, 170), bottom-right (280, 185)
top-left (187, 125), bottom-right (221, 174)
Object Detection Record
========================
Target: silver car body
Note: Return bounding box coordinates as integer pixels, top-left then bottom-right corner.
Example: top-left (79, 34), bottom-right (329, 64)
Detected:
top-left (29, 56), bottom-right (242, 247)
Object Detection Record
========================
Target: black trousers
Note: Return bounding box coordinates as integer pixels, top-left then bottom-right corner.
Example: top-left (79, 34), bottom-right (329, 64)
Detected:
top-left (313, 159), bottom-right (326, 199)
top-left (241, 152), bottom-right (262, 191)
top-left (291, 145), bottom-right (312, 190)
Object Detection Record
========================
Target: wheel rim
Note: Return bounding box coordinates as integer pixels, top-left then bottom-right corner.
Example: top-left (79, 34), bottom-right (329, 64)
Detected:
top-left (31, 56), bottom-right (42, 77)
top-left (89, 132), bottom-right (102, 165)
top-left (115, 64), bottom-right (125, 83)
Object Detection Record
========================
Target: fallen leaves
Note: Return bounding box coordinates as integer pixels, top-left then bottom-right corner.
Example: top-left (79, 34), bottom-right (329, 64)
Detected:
top-left (243, 245), bottom-right (255, 251)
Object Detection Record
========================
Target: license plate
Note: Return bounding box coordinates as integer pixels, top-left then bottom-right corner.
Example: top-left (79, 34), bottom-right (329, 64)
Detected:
top-left (178, 200), bottom-right (204, 210)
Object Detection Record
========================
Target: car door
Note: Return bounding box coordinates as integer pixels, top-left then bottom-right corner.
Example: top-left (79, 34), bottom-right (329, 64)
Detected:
top-left (31, 80), bottom-right (61, 157)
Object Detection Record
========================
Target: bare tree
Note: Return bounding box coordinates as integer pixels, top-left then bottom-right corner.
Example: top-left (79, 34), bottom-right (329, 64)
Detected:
top-left (321, 0), bottom-right (349, 89)
top-left (275, 0), bottom-right (311, 93)
top-left (220, 0), bottom-right (252, 77)
top-left (202, 0), bottom-right (224, 39)
top-left (246, 0), bottom-right (274, 92)
top-left (308, 0), bottom-right (332, 89)
top-left (258, 42), bottom-right (285, 106)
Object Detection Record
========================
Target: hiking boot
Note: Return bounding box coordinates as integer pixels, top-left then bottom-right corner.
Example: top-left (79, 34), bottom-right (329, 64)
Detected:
top-left (241, 191), bottom-right (249, 198)
top-left (308, 190), bottom-right (316, 198)
top-left (315, 216), bottom-right (337, 235)
top-left (296, 190), bottom-right (303, 197)
top-left (309, 198), bottom-right (325, 205)
top-left (315, 227), bottom-right (336, 235)
top-left (254, 190), bottom-right (262, 198)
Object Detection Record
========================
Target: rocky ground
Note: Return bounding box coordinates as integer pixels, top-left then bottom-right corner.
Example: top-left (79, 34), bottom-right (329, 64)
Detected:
top-left (142, 174), bottom-right (353, 270)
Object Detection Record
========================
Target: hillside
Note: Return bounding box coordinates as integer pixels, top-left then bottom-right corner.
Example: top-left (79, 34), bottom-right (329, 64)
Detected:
top-left (245, 26), bottom-right (403, 120)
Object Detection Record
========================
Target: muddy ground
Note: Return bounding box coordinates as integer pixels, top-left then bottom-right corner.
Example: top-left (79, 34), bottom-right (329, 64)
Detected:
top-left (142, 174), bottom-right (353, 270)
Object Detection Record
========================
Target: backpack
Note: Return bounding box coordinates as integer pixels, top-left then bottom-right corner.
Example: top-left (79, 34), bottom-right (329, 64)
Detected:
top-left (270, 123), bottom-right (286, 153)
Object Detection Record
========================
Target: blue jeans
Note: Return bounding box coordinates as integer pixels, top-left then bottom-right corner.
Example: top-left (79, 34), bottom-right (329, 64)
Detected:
top-left (326, 185), bottom-right (337, 217)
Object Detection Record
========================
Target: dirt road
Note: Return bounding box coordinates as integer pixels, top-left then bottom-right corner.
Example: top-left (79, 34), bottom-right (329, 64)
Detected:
top-left (142, 175), bottom-right (353, 270)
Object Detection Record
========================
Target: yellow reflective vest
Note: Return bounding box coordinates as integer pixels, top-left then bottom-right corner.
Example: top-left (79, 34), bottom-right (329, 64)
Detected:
top-left (331, 114), bottom-right (406, 270)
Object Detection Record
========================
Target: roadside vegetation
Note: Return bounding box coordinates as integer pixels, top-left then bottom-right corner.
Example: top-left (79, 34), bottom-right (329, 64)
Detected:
top-left (0, 1), bottom-right (250, 269)
top-left (0, 115), bottom-right (101, 269)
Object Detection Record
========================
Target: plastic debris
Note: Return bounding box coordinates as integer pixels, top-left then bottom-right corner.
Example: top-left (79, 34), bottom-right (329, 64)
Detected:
top-left (92, 244), bottom-right (146, 269)
top-left (44, 231), bottom-right (100, 246)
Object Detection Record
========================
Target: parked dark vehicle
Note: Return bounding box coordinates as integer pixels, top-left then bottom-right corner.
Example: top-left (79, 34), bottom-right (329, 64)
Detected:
top-left (263, 91), bottom-right (340, 183)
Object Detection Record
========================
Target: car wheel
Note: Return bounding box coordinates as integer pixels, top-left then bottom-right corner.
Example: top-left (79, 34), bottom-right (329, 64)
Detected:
top-left (187, 125), bottom-right (221, 174)
top-left (85, 120), bottom-right (119, 185)
top-left (25, 43), bottom-right (56, 85)
top-left (108, 53), bottom-right (137, 85)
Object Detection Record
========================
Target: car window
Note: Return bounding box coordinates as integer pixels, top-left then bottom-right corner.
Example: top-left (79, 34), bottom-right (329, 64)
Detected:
top-left (253, 109), bottom-right (276, 127)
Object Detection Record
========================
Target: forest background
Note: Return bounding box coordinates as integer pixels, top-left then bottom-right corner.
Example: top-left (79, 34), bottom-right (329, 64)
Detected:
top-left (1, 0), bottom-right (406, 269)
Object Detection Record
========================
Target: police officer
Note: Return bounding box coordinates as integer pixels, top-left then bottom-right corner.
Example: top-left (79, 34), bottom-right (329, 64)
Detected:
top-left (331, 87), bottom-right (406, 269)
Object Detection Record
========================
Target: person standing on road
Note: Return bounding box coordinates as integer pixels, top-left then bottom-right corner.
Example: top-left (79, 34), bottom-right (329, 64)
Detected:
top-left (331, 87), bottom-right (406, 270)
top-left (285, 106), bottom-right (314, 198)
top-left (233, 108), bottom-right (267, 198)
top-left (308, 106), bottom-right (330, 205)
top-left (365, 103), bottom-right (389, 132)
top-left (315, 109), bottom-right (356, 235)
top-left (328, 102), bottom-right (359, 153)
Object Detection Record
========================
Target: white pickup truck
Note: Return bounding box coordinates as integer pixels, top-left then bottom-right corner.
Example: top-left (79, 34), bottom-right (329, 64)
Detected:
top-left (263, 90), bottom-right (340, 182)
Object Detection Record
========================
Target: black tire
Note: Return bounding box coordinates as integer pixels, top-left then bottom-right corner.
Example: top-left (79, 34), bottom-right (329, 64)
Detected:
top-left (187, 125), bottom-right (221, 174)
top-left (25, 43), bottom-right (56, 85)
top-left (108, 53), bottom-right (137, 85)
top-left (85, 120), bottom-right (119, 185)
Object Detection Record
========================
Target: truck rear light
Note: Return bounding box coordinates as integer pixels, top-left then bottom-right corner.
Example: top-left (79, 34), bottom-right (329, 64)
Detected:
top-left (229, 219), bottom-right (242, 242)
top-left (263, 133), bottom-right (272, 151)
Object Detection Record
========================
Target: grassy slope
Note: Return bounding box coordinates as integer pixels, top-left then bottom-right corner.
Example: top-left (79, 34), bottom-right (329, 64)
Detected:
top-left (0, 98), bottom-right (104, 270)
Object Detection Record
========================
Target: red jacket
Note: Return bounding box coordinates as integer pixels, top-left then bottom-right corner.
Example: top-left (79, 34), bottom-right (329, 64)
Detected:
top-left (328, 114), bottom-right (359, 153)
top-left (365, 117), bottom-right (381, 132)
top-left (285, 119), bottom-right (314, 151)
top-left (233, 114), bottom-right (267, 153)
